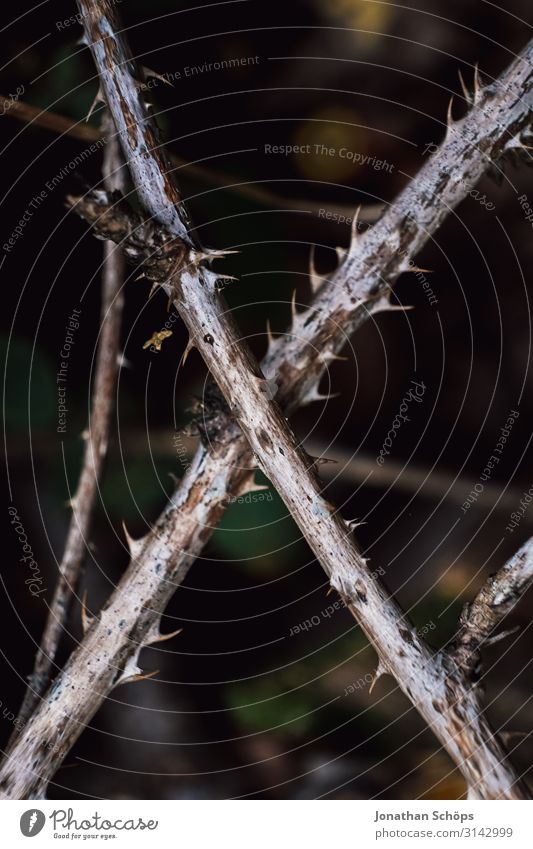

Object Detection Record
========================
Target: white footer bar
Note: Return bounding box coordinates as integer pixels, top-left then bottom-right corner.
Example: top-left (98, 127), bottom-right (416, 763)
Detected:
top-left (1, 799), bottom-right (532, 848)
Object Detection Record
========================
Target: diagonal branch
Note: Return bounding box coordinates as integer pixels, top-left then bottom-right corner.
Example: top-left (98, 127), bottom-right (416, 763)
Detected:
top-left (0, 7), bottom-right (531, 799)
top-left (453, 537), bottom-right (533, 677)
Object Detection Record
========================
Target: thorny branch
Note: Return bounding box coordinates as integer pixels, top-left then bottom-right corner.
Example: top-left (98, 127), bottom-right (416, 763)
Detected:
top-left (0, 4), bottom-right (532, 799)
top-left (453, 537), bottom-right (533, 677)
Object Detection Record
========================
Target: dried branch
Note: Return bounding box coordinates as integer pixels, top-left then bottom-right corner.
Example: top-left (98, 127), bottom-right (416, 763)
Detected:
top-left (7, 119), bottom-right (126, 737)
top-left (0, 9), bottom-right (531, 799)
top-left (0, 93), bottom-right (383, 224)
top-left (453, 537), bottom-right (533, 676)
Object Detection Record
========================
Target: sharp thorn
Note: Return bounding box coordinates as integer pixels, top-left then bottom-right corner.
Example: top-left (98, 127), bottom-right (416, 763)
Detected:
top-left (141, 65), bottom-right (173, 86)
top-left (181, 336), bottom-right (195, 366)
top-left (309, 244), bottom-right (323, 295)
top-left (86, 86), bottom-right (105, 122)
top-left (484, 626), bottom-right (520, 647)
top-left (348, 205), bottom-right (362, 256)
top-left (369, 661), bottom-right (387, 695)
top-left (236, 470), bottom-right (270, 497)
top-left (291, 288), bottom-right (298, 325)
top-left (320, 351), bottom-right (347, 364)
top-left (344, 518), bottom-right (366, 531)
top-left (149, 627), bottom-right (183, 645)
top-left (192, 248), bottom-right (239, 266)
top-left (458, 70), bottom-right (472, 104)
top-left (474, 63), bottom-right (482, 100)
top-left (371, 301), bottom-right (414, 316)
top-left (446, 96), bottom-right (455, 130)
top-left (307, 453), bottom-right (338, 468)
top-left (335, 246), bottom-right (347, 263)
top-left (118, 668), bottom-right (160, 687)
top-left (301, 385), bottom-right (339, 406)
top-left (122, 521), bottom-right (145, 560)
top-left (80, 590), bottom-right (94, 635)
top-left (266, 319), bottom-right (274, 348)
top-left (499, 730), bottom-right (528, 745)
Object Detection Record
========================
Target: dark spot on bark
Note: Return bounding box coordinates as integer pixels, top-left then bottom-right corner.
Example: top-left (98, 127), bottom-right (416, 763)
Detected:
top-left (257, 429), bottom-right (273, 452)
top-left (279, 446), bottom-right (284, 456)
top-left (204, 334), bottom-right (214, 344)
top-left (432, 699), bottom-right (443, 713)
top-left (400, 628), bottom-right (413, 644)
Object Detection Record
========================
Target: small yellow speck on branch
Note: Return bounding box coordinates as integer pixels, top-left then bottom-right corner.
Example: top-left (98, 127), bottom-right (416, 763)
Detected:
top-left (143, 329), bottom-right (173, 351)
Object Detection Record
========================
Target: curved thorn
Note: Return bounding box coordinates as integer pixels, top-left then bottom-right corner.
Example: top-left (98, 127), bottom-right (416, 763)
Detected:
top-left (369, 660), bottom-right (387, 695)
top-left (458, 69), bottom-right (472, 104)
top-left (122, 521), bottom-right (145, 559)
top-left (446, 96), bottom-right (455, 130)
top-left (150, 627), bottom-right (183, 645)
top-left (290, 288), bottom-right (298, 325)
top-left (309, 244), bottom-right (323, 295)
top-left (181, 335), bottom-right (195, 366)
top-left (474, 63), bottom-right (482, 100)
top-left (80, 590), bottom-right (93, 635)
top-left (119, 668), bottom-right (160, 687)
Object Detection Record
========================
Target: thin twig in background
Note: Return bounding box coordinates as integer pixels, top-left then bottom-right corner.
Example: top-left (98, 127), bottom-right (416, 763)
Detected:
top-left (8, 429), bottom-right (532, 518)
top-left (6, 117), bottom-right (126, 737)
top-left (0, 5), bottom-right (530, 798)
top-left (0, 93), bottom-right (384, 225)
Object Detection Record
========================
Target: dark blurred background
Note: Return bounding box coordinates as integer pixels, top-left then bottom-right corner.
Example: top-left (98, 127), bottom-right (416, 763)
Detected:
top-left (1, 0), bottom-right (533, 799)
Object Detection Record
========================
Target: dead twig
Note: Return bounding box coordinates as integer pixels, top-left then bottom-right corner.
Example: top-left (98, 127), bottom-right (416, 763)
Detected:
top-left (0, 7), bottom-right (531, 800)
top-left (6, 115), bottom-right (126, 737)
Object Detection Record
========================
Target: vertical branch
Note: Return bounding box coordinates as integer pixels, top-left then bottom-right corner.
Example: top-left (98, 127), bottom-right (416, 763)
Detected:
top-left (10, 119), bottom-right (126, 733)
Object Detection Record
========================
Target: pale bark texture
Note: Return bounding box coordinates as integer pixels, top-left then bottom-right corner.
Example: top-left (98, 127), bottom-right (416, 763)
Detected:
top-left (0, 3), bottom-right (531, 800)
top-left (453, 537), bottom-right (533, 676)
